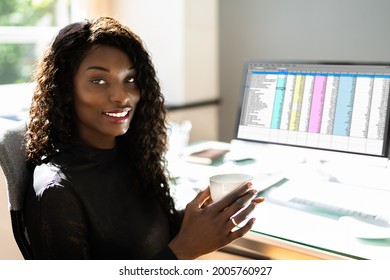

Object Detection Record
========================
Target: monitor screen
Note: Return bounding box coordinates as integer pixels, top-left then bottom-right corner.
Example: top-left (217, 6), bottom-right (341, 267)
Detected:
top-left (236, 61), bottom-right (390, 157)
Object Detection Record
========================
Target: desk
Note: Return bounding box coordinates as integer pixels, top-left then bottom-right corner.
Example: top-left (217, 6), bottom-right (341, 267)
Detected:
top-left (168, 140), bottom-right (390, 260)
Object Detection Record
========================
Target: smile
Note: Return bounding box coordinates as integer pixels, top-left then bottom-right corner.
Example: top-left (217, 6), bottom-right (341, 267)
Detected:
top-left (103, 109), bottom-right (131, 118)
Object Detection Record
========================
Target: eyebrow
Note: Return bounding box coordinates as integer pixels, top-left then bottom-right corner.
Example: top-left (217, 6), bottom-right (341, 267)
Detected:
top-left (85, 66), bottom-right (136, 72)
top-left (86, 66), bottom-right (109, 72)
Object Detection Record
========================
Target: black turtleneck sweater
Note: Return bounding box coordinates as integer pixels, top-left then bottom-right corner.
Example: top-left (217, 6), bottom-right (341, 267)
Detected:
top-left (24, 144), bottom-right (180, 259)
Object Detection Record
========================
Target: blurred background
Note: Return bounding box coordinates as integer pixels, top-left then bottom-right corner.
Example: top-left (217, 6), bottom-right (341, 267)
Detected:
top-left (2, 0), bottom-right (390, 142)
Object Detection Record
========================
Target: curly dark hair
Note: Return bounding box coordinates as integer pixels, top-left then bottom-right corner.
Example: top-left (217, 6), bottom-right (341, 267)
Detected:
top-left (25, 16), bottom-right (180, 236)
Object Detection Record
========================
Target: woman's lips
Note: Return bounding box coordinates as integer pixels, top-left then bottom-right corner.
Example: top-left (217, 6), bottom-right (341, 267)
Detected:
top-left (103, 110), bottom-right (130, 118)
top-left (102, 108), bottom-right (131, 122)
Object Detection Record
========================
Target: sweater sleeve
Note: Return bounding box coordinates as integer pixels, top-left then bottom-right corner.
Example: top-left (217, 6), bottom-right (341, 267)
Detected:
top-left (25, 179), bottom-right (90, 259)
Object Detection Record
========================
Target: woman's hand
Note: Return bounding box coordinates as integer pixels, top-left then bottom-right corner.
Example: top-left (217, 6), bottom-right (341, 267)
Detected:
top-left (168, 183), bottom-right (264, 259)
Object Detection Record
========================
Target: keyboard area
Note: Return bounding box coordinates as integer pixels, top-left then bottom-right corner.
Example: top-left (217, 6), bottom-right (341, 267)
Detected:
top-left (265, 179), bottom-right (390, 227)
top-left (289, 196), bottom-right (389, 226)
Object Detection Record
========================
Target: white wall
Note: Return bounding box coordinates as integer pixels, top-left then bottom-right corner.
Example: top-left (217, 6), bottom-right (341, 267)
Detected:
top-left (219, 0), bottom-right (390, 141)
top-left (183, 0), bottom-right (219, 104)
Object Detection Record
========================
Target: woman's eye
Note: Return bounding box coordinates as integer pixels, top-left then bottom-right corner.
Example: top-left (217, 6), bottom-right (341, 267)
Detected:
top-left (91, 79), bottom-right (106, 85)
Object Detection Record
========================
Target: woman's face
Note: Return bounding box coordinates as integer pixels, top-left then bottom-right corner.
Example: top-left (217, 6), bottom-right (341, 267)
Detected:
top-left (73, 45), bottom-right (141, 149)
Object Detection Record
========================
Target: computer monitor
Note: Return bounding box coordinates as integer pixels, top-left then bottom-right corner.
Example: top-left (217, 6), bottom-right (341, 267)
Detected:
top-left (236, 61), bottom-right (390, 158)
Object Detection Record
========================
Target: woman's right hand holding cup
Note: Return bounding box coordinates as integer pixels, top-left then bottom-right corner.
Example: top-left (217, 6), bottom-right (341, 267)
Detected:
top-left (169, 174), bottom-right (264, 259)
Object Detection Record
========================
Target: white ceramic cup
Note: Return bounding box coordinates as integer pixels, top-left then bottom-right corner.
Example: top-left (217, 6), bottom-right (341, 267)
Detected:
top-left (209, 173), bottom-right (253, 202)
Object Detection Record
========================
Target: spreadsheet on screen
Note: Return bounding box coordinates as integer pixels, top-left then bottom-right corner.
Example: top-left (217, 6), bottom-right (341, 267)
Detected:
top-left (237, 62), bottom-right (390, 157)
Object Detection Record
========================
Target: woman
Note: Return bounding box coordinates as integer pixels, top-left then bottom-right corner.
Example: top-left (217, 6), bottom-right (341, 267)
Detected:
top-left (24, 17), bottom-right (263, 259)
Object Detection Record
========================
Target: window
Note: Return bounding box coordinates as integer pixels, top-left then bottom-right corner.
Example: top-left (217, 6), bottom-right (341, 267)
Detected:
top-left (0, 0), bottom-right (86, 121)
top-left (0, 0), bottom-right (87, 85)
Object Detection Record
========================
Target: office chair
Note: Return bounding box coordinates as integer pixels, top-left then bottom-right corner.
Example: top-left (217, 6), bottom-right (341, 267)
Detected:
top-left (0, 121), bottom-right (32, 259)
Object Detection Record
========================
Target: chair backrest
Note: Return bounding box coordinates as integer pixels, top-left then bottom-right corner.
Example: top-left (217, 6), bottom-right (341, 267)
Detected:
top-left (0, 120), bottom-right (32, 259)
